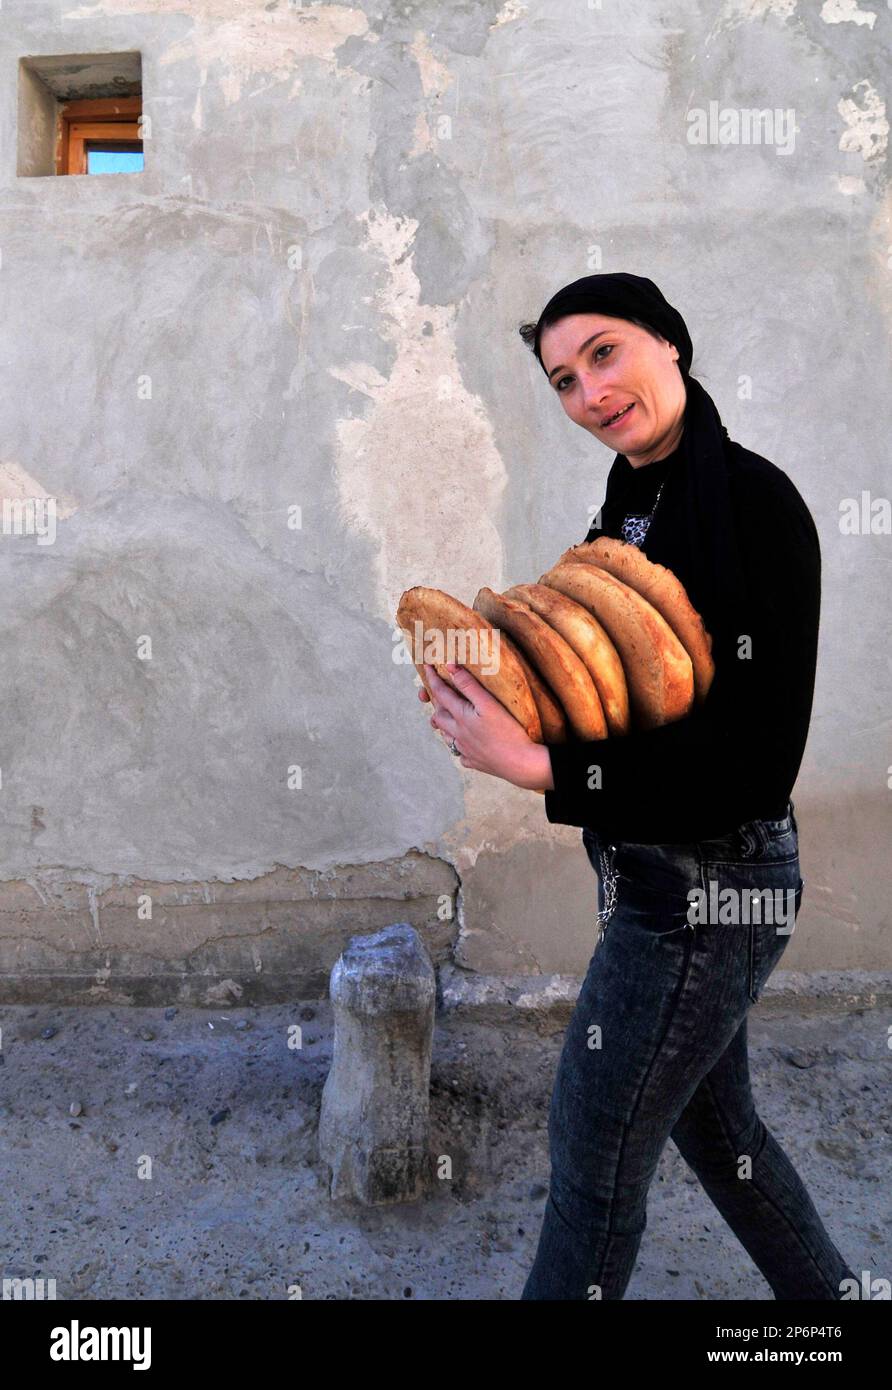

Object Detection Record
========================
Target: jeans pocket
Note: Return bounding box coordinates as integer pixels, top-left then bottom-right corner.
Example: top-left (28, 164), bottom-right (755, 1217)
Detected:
top-left (612, 843), bottom-right (700, 936)
top-left (698, 858), bottom-right (802, 1003)
top-left (747, 877), bottom-right (803, 1001)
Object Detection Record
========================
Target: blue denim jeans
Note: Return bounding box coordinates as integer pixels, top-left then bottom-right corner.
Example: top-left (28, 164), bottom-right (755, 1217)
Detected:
top-left (521, 800), bottom-right (858, 1300)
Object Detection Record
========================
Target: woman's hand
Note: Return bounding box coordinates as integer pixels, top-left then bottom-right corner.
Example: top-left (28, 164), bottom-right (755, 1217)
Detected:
top-left (419, 662), bottom-right (554, 791)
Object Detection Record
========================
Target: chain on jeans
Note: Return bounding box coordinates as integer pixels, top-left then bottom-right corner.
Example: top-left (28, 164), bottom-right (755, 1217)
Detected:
top-left (594, 839), bottom-right (703, 947)
top-left (596, 842), bottom-right (619, 943)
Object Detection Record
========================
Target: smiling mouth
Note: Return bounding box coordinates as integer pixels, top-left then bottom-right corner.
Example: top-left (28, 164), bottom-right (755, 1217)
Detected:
top-left (602, 403), bottom-right (635, 428)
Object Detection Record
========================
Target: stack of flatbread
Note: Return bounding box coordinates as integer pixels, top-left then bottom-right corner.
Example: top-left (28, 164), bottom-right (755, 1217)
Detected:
top-left (396, 538), bottom-right (714, 754)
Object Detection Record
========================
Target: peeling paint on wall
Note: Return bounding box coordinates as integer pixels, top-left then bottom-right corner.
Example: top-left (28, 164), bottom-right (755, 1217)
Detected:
top-left (408, 30), bottom-right (454, 157)
top-left (836, 173), bottom-right (867, 195)
top-left (838, 80), bottom-right (888, 163)
top-left (326, 198), bottom-right (545, 878)
top-left (716, 0), bottom-right (799, 30)
top-left (63, 0), bottom-right (372, 105)
top-left (411, 29), bottom-right (454, 101)
top-left (332, 204), bottom-right (508, 628)
top-left (820, 0), bottom-right (877, 27)
top-left (0, 460), bottom-right (78, 521)
top-left (490, 0), bottom-right (527, 27)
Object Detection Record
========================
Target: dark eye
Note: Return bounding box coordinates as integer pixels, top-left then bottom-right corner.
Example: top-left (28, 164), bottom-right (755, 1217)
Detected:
top-left (554, 343), bottom-right (613, 391)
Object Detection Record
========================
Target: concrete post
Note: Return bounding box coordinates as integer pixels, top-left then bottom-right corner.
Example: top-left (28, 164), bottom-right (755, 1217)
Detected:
top-left (318, 922), bottom-right (437, 1204)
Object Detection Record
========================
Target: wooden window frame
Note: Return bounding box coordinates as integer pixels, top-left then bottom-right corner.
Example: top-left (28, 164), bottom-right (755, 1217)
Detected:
top-left (56, 96), bottom-right (143, 175)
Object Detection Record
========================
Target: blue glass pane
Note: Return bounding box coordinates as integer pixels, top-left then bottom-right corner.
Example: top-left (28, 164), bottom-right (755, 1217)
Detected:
top-left (87, 149), bottom-right (145, 174)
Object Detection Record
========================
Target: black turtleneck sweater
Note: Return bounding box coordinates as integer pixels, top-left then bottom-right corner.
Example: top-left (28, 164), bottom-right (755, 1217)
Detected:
top-left (543, 441), bottom-right (821, 844)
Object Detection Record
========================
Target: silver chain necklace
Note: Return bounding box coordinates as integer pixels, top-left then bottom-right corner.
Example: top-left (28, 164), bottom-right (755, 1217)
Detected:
top-left (620, 477), bottom-right (667, 549)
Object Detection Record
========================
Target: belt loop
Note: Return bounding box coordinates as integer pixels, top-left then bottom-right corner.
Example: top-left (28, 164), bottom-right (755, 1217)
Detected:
top-left (738, 822), bottom-right (761, 857)
top-left (751, 819), bottom-right (769, 853)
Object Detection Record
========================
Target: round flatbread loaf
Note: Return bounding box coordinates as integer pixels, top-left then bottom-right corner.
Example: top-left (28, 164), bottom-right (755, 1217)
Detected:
top-left (538, 563), bottom-right (694, 730)
top-left (556, 537), bottom-right (714, 703)
top-left (504, 582), bottom-right (630, 735)
top-left (473, 587), bottom-right (607, 740)
top-left (396, 586), bottom-right (542, 741)
top-left (496, 628), bottom-right (568, 744)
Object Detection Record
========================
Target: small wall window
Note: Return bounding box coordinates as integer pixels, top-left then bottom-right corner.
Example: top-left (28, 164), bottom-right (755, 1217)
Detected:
top-left (18, 52), bottom-right (143, 178)
top-left (58, 96), bottom-right (143, 175)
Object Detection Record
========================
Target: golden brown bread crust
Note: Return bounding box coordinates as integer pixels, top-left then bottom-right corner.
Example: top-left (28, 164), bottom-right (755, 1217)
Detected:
top-left (538, 562), bottom-right (694, 730)
top-left (473, 587), bottom-right (607, 740)
top-left (504, 581), bottom-right (631, 736)
top-left (496, 629), bottom-right (568, 744)
top-left (556, 537), bottom-right (715, 704)
top-left (396, 586), bottom-right (543, 742)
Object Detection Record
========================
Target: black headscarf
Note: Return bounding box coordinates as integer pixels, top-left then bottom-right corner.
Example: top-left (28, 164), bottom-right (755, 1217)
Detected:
top-left (528, 271), bottom-right (748, 667)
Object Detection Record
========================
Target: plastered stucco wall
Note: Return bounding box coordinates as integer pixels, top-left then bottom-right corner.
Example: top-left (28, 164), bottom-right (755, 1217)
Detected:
top-left (0, 0), bottom-right (889, 1000)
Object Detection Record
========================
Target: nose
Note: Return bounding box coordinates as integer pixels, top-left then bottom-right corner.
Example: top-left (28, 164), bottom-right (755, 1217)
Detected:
top-left (577, 371), bottom-right (606, 416)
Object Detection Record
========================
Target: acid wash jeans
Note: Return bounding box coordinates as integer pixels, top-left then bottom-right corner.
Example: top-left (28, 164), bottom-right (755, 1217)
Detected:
top-left (521, 800), bottom-right (858, 1301)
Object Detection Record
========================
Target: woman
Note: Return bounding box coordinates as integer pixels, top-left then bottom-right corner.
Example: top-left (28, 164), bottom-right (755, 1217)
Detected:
top-left (420, 272), bottom-right (858, 1300)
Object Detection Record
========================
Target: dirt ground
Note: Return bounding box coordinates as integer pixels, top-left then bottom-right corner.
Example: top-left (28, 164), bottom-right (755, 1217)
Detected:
top-left (0, 998), bottom-right (888, 1300)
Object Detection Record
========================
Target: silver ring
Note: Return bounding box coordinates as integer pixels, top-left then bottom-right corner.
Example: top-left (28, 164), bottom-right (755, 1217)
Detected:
top-left (448, 736), bottom-right (461, 756)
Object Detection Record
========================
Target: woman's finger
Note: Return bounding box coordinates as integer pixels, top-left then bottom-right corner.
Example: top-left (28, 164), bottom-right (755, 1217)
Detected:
top-left (424, 664), bottom-right (469, 720)
top-left (444, 662), bottom-right (495, 717)
top-left (430, 708), bottom-right (456, 737)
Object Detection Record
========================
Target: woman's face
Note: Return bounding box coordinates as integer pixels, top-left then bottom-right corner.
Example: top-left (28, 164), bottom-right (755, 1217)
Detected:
top-left (538, 312), bottom-right (686, 467)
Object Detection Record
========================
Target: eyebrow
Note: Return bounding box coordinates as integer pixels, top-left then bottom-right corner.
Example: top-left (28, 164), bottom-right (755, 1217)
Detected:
top-left (546, 330), bottom-right (612, 383)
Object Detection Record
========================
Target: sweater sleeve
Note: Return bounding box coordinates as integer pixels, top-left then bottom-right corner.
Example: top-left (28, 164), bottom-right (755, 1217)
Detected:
top-left (542, 472), bottom-right (821, 834)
